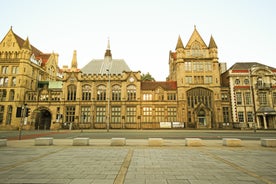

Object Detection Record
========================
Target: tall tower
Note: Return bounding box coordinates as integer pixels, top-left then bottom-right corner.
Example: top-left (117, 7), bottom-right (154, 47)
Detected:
top-left (169, 27), bottom-right (223, 128)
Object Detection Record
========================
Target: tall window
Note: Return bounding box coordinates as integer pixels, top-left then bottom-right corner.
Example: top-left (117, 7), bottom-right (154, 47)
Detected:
top-left (247, 112), bottom-right (253, 122)
top-left (205, 62), bottom-right (212, 71)
top-left (155, 107), bottom-right (165, 122)
top-left (221, 93), bottom-right (228, 101)
top-left (97, 85), bottom-right (106, 101)
top-left (3, 77), bottom-right (8, 87)
top-left (112, 85), bottom-right (121, 101)
top-left (222, 107), bottom-right (229, 123)
top-left (127, 85), bottom-right (136, 101)
top-left (11, 77), bottom-right (16, 87)
top-left (245, 92), bottom-right (252, 105)
top-left (142, 107), bottom-right (152, 122)
top-left (238, 111), bottom-right (244, 122)
top-left (259, 92), bottom-right (267, 105)
top-left (187, 87), bottom-right (212, 108)
top-left (205, 76), bottom-right (213, 84)
top-left (0, 89), bottom-right (7, 101)
top-left (185, 76), bottom-right (192, 84)
top-left (126, 107), bottom-right (136, 123)
top-left (236, 92), bottom-right (242, 105)
top-left (9, 90), bottom-right (15, 101)
top-left (96, 106), bottom-right (106, 123)
top-left (0, 105), bottom-right (4, 124)
top-left (167, 93), bottom-right (176, 101)
top-left (143, 93), bottom-right (152, 101)
top-left (1, 66), bottom-right (8, 74)
top-left (67, 85), bottom-right (76, 101)
top-left (273, 92), bottom-right (276, 105)
top-left (81, 106), bottom-right (91, 124)
top-left (184, 62), bottom-right (192, 71)
top-left (6, 105), bottom-right (12, 125)
top-left (82, 85), bottom-right (91, 101)
top-left (12, 66), bottom-right (18, 74)
top-left (168, 107), bottom-right (177, 122)
top-left (111, 107), bottom-right (121, 123)
top-left (66, 106), bottom-right (75, 123)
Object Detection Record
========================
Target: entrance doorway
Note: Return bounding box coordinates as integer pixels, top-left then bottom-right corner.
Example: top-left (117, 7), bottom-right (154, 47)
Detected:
top-left (198, 109), bottom-right (207, 127)
top-left (35, 109), bottom-right (52, 130)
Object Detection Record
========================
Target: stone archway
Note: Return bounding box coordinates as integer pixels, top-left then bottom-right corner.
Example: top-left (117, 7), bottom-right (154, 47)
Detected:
top-left (34, 108), bottom-right (52, 130)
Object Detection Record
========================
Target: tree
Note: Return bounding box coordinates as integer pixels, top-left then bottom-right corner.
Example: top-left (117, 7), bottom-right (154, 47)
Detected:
top-left (141, 72), bottom-right (155, 81)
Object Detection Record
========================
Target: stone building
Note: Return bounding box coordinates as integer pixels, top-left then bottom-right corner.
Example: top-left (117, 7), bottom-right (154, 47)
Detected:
top-left (221, 62), bottom-right (276, 129)
top-left (0, 26), bottom-right (275, 130)
top-left (168, 26), bottom-right (228, 128)
top-left (0, 27), bottom-right (61, 130)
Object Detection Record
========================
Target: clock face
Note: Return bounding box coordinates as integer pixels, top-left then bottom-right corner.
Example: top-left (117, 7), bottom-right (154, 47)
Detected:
top-left (129, 77), bottom-right (134, 82)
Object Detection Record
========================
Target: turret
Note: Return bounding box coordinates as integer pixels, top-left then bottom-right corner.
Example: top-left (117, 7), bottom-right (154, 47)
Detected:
top-left (71, 50), bottom-right (78, 71)
top-left (21, 37), bottom-right (32, 59)
top-left (208, 35), bottom-right (218, 59)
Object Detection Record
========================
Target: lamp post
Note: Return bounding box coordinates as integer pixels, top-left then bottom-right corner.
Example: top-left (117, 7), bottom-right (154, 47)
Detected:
top-left (249, 65), bottom-right (257, 133)
top-left (106, 69), bottom-right (110, 132)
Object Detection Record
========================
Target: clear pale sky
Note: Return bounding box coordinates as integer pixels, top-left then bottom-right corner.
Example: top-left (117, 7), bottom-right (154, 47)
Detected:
top-left (1, 0), bottom-right (275, 81)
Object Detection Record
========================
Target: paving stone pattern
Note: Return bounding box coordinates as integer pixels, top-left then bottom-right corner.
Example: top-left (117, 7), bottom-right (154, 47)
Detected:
top-left (0, 141), bottom-right (276, 184)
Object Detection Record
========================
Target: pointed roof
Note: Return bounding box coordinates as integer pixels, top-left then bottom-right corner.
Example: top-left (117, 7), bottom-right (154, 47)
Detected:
top-left (175, 35), bottom-right (184, 50)
top-left (71, 50), bottom-right (78, 70)
top-left (104, 38), bottom-right (112, 58)
top-left (6, 27), bottom-right (43, 56)
top-left (82, 40), bottom-right (131, 75)
top-left (22, 37), bottom-right (32, 50)
top-left (185, 26), bottom-right (207, 48)
top-left (208, 35), bottom-right (217, 48)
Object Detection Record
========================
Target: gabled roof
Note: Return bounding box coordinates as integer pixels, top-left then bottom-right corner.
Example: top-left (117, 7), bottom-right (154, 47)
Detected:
top-left (13, 31), bottom-right (43, 56)
top-left (185, 26), bottom-right (207, 48)
top-left (141, 81), bottom-right (177, 90)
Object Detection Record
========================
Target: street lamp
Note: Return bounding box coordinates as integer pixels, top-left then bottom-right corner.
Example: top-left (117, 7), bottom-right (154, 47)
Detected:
top-left (249, 65), bottom-right (257, 132)
top-left (106, 69), bottom-right (110, 132)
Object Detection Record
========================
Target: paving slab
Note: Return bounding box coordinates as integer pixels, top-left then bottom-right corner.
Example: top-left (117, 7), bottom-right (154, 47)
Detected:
top-left (0, 139), bottom-right (275, 184)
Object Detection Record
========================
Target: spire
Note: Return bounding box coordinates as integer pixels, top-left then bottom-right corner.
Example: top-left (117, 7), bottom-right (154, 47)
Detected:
top-left (175, 35), bottom-right (184, 50)
top-left (22, 37), bottom-right (32, 50)
top-left (104, 37), bottom-right (112, 58)
top-left (208, 35), bottom-right (217, 48)
top-left (71, 50), bottom-right (78, 70)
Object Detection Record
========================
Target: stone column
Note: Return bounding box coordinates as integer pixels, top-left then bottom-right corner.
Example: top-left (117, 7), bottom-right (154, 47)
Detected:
top-left (263, 114), bottom-right (268, 129)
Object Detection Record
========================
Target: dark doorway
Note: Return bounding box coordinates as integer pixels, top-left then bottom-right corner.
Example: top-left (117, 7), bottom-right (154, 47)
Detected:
top-left (35, 109), bottom-right (51, 130)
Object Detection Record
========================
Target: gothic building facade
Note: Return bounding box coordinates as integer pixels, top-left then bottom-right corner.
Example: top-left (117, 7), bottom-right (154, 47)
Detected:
top-left (0, 27), bottom-right (275, 130)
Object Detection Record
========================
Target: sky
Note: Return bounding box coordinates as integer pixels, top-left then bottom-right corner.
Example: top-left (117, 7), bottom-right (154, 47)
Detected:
top-left (1, 0), bottom-right (276, 81)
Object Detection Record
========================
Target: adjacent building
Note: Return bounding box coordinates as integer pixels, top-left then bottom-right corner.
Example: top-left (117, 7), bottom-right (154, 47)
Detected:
top-left (0, 26), bottom-right (275, 130)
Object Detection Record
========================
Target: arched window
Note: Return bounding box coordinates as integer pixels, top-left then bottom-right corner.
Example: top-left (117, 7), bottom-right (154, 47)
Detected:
top-left (127, 85), bottom-right (136, 101)
top-left (0, 89), bottom-right (7, 101)
top-left (97, 85), bottom-right (106, 101)
top-left (187, 87), bottom-right (213, 108)
top-left (67, 85), bottom-right (76, 101)
top-left (0, 105), bottom-right (4, 124)
top-left (82, 85), bottom-right (91, 101)
top-left (191, 41), bottom-right (202, 57)
top-left (9, 90), bottom-right (14, 101)
top-left (112, 85), bottom-right (121, 101)
top-left (6, 105), bottom-right (12, 125)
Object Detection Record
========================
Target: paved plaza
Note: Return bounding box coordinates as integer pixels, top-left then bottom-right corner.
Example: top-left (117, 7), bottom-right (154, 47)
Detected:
top-left (0, 139), bottom-right (275, 184)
